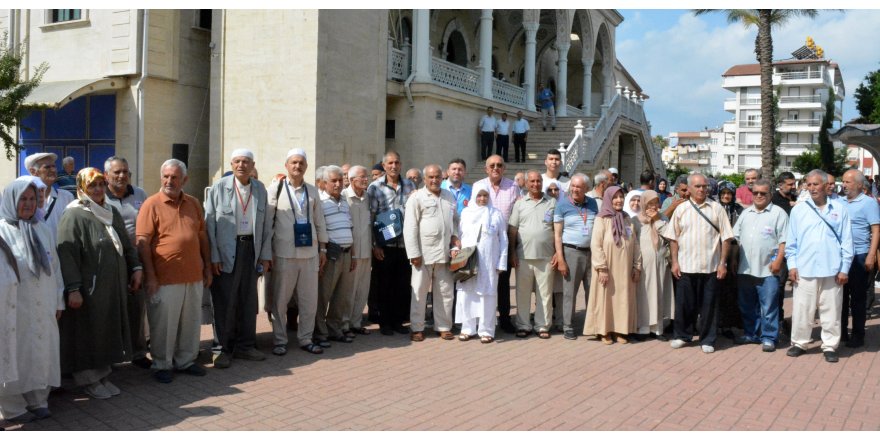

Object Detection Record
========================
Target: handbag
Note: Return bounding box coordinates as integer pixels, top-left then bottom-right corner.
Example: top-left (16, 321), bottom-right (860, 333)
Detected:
top-left (325, 241), bottom-right (343, 261)
top-left (373, 189), bottom-right (405, 246)
top-left (451, 225), bottom-right (482, 282)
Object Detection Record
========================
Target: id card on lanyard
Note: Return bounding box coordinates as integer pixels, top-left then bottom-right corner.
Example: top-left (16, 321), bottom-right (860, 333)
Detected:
top-left (235, 180), bottom-right (253, 233)
top-left (285, 181), bottom-right (313, 247)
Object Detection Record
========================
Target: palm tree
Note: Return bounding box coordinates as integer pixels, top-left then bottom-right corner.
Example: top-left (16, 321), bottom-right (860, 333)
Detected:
top-left (694, 9), bottom-right (818, 179)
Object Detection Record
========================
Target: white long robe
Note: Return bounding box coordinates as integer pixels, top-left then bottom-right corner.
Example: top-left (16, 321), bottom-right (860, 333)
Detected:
top-left (632, 217), bottom-right (674, 333)
top-left (0, 221), bottom-right (63, 396)
top-left (0, 257), bottom-right (18, 384)
top-left (455, 207), bottom-right (508, 325)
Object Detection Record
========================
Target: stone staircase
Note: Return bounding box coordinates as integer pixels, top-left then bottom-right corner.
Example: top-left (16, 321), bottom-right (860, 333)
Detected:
top-left (466, 116), bottom-right (599, 182)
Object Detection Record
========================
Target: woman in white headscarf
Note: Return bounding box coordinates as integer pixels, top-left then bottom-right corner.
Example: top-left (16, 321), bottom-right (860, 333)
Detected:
top-left (623, 190), bottom-right (642, 218)
top-left (455, 187), bottom-right (508, 343)
top-left (56, 168), bottom-right (142, 400)
top-left (0, 180), bottom-right (64, 424)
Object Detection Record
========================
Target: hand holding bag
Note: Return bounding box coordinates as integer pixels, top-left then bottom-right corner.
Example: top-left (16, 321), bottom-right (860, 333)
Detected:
top-left (450, 225), bottom-right (481, 282)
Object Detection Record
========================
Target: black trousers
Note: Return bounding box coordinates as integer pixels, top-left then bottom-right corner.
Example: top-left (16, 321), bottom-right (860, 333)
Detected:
top-left (513, 133), bottom-right (527, 162)
top-left (843, 253), bottom-right (869, 340)
top-left (497, 268), bottom-right (512, 324)
top-left (496, 135), bottom-right (510, 162)
top-left (675, 272), bottom-right (719, 346)
top-left (210, 238), bottom-right (258, 354)
top-left (776, 257), bottom-right (788, 325)
top-left (480, 132), bottom-right (495, 160)
top-left (377, 246), bottom-right (412, 330)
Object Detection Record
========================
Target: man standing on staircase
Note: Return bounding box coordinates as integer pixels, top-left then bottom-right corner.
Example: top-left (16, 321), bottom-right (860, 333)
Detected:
top-left (538, 82), bottom-right (556, 131)
top-left (513, 111), bottom-right (530, 163)
top-left (478, 107), bottom-right (498, 161)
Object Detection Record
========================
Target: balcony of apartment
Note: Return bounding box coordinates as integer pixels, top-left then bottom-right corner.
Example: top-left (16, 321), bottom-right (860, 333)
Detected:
top-left (697, 144), bottom-right (710, 151)
top-left (773, 68), bottom-right (825, 86)
top-left (723, 120), bottom-right (737, 132)
top-left (738, 120), bottom-right (761, 130)
top-left (778, 94), bottom-right (822, 110)
top-left (777, 118), bottom-right (821, 132)
top-left (778, 143), bottom-right (810, 156)
top-left (724, 96), bottom-right (760, 111)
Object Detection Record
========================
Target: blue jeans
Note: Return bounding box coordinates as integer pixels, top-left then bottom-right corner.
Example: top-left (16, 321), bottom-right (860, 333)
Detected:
top-left (737, 274), bottom-right (780, 343)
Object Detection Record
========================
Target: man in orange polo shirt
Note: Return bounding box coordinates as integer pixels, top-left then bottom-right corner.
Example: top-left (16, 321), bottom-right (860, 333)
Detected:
top-left (136, 159), bottom-right (212, 383)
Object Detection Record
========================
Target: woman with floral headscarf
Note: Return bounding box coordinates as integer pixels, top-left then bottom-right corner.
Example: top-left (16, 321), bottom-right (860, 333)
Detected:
top-left (584, 186), bottom-right (642, 344)
top-left (0, 180), bottom-right (64, 423)
top-left (716, 181), bottom-right (743, 339)
top-left (56, 168), bottom-right (143, 400)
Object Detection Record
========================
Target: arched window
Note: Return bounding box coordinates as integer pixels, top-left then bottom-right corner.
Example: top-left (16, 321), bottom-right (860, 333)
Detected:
top-left (445, 30), bottom-right (467, 67)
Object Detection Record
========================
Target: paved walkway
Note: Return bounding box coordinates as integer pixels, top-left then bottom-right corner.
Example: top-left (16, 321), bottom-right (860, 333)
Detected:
top-left (6, 288), bottom-right (880, 430)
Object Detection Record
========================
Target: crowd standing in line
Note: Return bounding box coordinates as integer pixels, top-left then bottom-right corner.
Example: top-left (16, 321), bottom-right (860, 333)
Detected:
top-left (2, 139), bottom-right (879, 426)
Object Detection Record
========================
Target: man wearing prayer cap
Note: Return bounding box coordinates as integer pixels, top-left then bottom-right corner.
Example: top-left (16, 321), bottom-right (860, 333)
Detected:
top-left (204, 148), bottom-right (273, 368)
top-left (266, 148), bottom-right (329, 355)
top-left (25, 151), bottom-right (74, 240)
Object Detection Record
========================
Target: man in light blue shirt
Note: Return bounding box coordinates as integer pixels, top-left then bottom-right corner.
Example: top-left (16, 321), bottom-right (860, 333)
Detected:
top-left (537, 82), bottom-right (555, 131)
top-left (733, 179), bottom-right (788, 352)
top-left (440, 158), bottom-right (472, 215)
top-left (552, 174), bottom-right (597, 340)
top-left (840, 169), bottom-right (879, 348)
top-left (785, 169), bottom-right (853, 363)
top-left (512, 111), bottom-right (530, 163)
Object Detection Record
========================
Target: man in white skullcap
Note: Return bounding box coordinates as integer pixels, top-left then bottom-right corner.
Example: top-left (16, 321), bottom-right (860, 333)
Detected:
top-left (266, 148), bottom-right (329, 355)
top-left (204, 149), bottom-right (274, 368)
top-left (25, 152), bottom-right (74, 239)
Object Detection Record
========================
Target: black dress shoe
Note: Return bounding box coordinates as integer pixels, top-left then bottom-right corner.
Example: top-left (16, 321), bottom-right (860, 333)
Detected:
top-left (845, 337), bottom-right (864, 348)
top-left (393, 325), bottom-right (409, 334)
top-left (786, 346), bottom-right (806, 357)
top-left (500, 320), bottom-right (516, 334)
top-left (823, 350), bottom-right (839, 363)
top-left (380, 327), bottom-right (394, 336)
top-left (131, 357), bottom-right (152, 369)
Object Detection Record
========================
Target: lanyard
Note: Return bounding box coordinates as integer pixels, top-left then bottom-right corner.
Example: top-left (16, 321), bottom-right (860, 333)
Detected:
top-left (570, 196), bottom-right (589, 225)
top-left (234, 180), bottom-right (252, 215)
top-left (284, 179), bottom-right (310, 222)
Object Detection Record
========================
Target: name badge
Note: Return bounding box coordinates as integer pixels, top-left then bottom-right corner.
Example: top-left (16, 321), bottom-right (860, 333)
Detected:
top-left (240, 217), bottom-right (251, 231)
top-left (761, 226), bottom-right (774, 237)
top-left (296, 218), bottom-right (308, 225)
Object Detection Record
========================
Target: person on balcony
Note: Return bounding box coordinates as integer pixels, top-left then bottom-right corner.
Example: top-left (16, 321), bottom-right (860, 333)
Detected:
top-left (537, 83), bottom-right (556, 131)
top-left (496, 113), bottom-right (511, 163)
top-left (478, 107), bottom-right (498, 161)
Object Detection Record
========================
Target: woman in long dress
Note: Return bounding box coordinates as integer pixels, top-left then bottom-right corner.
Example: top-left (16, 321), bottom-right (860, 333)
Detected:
top-left (632, 190), bottom-right (674, 340)
top-left (455, 188), bottom-right (508, 343)
top-left (56, 168), bottom-right (142, 400)
top-left (584, 186), bottom-right (642, 344)
top-left (716, 181), bottom-right (742, 339)
top-left (0, 180), bottom-right (64, 423)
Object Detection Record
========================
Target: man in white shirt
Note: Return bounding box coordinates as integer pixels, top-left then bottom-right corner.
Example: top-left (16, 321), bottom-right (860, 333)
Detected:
top-left (25, 152), bottom-right (74, 240)
top-left (513, 111), bottom-right (530, 163)
top-left (478, 106), bottom-right (498, 161)
top-left (542, 149), bottom-right (570, 199)
top-left (496, 112), bottom-right (511, 163)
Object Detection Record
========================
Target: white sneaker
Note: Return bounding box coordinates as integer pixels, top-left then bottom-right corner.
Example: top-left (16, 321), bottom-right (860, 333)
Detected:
top-left (701, 345), bottom-right (715, 354)
top-left (84, 382), bottom-right (112, 400)
top-left (100, 378), bottom-right (121, 396)
top-left (670, 339), bottom-right (687, 349)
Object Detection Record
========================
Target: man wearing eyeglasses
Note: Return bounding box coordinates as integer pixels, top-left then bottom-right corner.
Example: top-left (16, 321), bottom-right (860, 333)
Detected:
top-left (840, 169), bottom-right (879, 349)
top-left (472, 155), bottom-right (521, 333)
top-left (732, 179), bottom-right (788, 352)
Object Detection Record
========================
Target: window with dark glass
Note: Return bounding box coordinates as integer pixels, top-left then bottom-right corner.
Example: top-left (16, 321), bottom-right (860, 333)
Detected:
top-left (50, 9), bottom-right (81, 23)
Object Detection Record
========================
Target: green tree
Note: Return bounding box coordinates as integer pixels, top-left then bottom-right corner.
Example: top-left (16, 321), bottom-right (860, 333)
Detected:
top-left (653, 134), bottom-right (669, 149)
top-left (792, 145), bottom-right (847, 176)
top-left (694, 9), bottom-right (820, 180)
top-left (818, 87), bottom-right (840, 174)
top-left (0, 37), bottom-right (47, 160)
top-left (853, 67), bottom-right (880, 123)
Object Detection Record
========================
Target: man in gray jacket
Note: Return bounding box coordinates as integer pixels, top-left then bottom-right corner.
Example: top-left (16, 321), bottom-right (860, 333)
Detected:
top-left (205, 149), bottom-right (274, 368)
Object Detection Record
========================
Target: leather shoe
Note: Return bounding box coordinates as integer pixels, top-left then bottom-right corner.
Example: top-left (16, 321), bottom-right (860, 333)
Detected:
top-left (234, 348), bottom-right (266, 361)
top-left (380, 327), bottom-right (394, 336)
top-left (178, 363), bottom-right (207, 376)
top-left (824, 350), bottom-right (839, 363)
top-left (845, 337), bottom-right (864, 348)
top-left (410, 331), bottom-right (425, 342)
top-left (786, 346), bottom-right (806, 357)
top-left (131, 357), bottom-right (152, 369)
top-left (394, 325), bottom-right (409, 334)
top-left (153, 369), bottom-right (173, 383)
top-left (213, 352), bottom-right (232, 369)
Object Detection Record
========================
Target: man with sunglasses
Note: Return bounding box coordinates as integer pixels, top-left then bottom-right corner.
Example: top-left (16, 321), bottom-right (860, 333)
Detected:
top-left (732, 179), bottom-right (788, 352)
top-left (472, 155), bottom-right (521, 333)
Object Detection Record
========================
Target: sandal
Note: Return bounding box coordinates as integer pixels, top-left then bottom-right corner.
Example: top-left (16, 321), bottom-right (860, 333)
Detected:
top-left (343, 330), bottom-right (357, 339)
top-left (272, 345), bottom-right (287, 356)
top-left (439, 331), bottom-right (455, 340)
top-left (480, 336), bottom-right (494, 344)
top-left (329, 335), bottom-right (354, 343)
top-left (354, 327), bottom-right (371, 335)
top-left (458, 334), bottom-right (476, 341)
top-left (515, 330), bottom-right (529, 338)
top-left (300, 343), bottom-right (324, 354)
top-left (538, 331), bottom-right (551, 339)
top-left (315, 340), bottom-right (331, 348)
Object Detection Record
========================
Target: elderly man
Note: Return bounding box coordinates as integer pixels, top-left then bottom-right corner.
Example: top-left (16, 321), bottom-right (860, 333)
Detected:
top-left (369, 151), bottom-right (416, 336)
top-left (840, 169), bottom-right (879, 348)
top-left (341, 163), bottom-right (351, 189)
top-left (478, 106), bottom-right (498, 160)
top-left (514, 172), bottom-right (527, 197)
top-left (25, 152), bottom-right (75, 238)
top-left (733, 179), bottom-right (788, 352)
top-left (205, 149), bottom-right (272, 368)
top-left (509, 171), bottom-right (557, 339)
top-left (103, 156), bottom-right (151, 369)
top-left (664, 173), bottom-right (734, 354)
top-left (736, 169), bottom-right (760, 207)
top-left (315, 165), bottom-right (356, 345)
top-left (472, 155), bottom-right (521, 333)
top-left (587, 170), bottom-right (611, 209)
top-left (553, 173), bottom-right (597, 340)
top-left (339, 165), bottom-right (373, 335)
top-left (441, 158), bottom-right (472, 215)
top-left (406, 168), bottom-right (423, 190)
top-left (266, 148), bottom-right (329, 355)
top-left (405, 164), bottom-right (460, 341)
top-left (786, 169), bottom-right (853, 363)
top-left (56, 156), bottom-right (78, 195)
top-left (542, 149), bottom-right (569, 199)
top-left (136, 159), bottom-right (212, 383)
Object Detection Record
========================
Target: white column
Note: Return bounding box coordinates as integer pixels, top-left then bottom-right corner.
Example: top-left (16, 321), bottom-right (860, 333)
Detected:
top-left (556, 41), bottom-right (570, 117)
top-left (582, 64), bottom-right (592, 117)
top-left (523, 22), bottom-right (539, 111)
top-left (479, 9), bottom-right (493, 99)
top-left (412, 9), bottom-right (431, 83)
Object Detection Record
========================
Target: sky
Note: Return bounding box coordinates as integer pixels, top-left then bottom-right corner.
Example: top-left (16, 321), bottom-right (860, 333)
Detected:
top-left (615, 9), bottom-right (880, 137)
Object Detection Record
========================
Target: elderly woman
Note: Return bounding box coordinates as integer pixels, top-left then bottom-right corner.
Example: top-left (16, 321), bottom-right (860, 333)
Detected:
top-left (716, 181), bottom-right (742, 339)
top-left (455, 188), bottom-right (508, 343)
top-left (584, 186), bottom-right (642, 344)
top-left (623, 191), bottom-right (641, 218)
top-left (632, 190), bottom-right (674, 340)
top-left (56, 168), bottom-right (142, 400)
top-left (0, 180), bottom-right (64, 423)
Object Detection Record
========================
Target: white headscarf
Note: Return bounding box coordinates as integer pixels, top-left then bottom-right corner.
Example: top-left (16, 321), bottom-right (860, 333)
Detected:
top-left (623, 190), bottom-right (642, 218)
top-left (459, 187), bottom-right (496, 248)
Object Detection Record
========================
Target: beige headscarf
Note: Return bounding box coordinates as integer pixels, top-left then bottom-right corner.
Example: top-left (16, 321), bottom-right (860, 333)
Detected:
top-left (636, 190), bottom-right (660, 250)
top-left (70, 168), bottom-right (123, 256)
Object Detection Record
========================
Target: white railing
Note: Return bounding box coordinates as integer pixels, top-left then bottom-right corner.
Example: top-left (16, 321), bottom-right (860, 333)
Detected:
top-left (740, 97), bottom-right (761, 105)
top-left (566, 104), bottom-right (583, 116)
top-left (491, 79), bottom-right (526, 108)
top-left (779, 119), bottom-right (821, 127)
top-left (779, 95), bottom-right (821, 104)
top-left (777, 70), bottom-right (822, 80)
top-left (431, 58), bottom-right (480, 95)
top-left (389, 48), bottom-right (407, 81)
top-left (739, 121), bottom-right (760, 128)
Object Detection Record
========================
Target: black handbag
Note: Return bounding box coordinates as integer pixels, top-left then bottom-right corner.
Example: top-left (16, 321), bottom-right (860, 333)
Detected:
top-left (451, 225), bottom-right (481, 282)
top-left (285, 179), bottom-right (313, 247)
top-left (373, 189), bottom-right (405, 246)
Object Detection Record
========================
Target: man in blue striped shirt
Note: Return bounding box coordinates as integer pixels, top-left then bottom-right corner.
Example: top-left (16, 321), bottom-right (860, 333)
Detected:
top-left (785, 169), bottom-right (854, 363)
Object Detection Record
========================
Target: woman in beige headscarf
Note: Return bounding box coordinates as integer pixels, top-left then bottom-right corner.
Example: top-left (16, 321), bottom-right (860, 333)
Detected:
top-left (632, 190), bottom-right (674, 340)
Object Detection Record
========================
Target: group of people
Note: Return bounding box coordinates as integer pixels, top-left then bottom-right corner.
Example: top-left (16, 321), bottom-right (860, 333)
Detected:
top-left (1, 143), bottom-right (876, 426)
